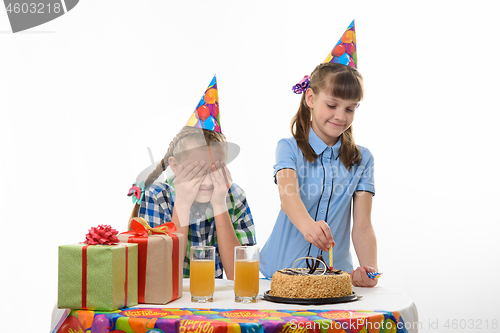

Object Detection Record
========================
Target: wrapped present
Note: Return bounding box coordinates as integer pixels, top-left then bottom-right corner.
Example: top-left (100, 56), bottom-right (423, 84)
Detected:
top-left (118, 217), bottom-right (184, 304)
top-left (58, 225), bottom-right (138, 311)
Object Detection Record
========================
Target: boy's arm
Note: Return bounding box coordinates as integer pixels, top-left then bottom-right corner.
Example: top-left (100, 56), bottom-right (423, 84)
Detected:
top-left (210, 162), bottom-right (242, 280)
top-left (276, 168), bottom-right (333, 252)
top-left (351, 191), bottom-right (378, 287)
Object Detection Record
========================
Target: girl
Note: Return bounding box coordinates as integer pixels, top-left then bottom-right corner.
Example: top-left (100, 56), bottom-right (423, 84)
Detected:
top-left (260, 62), bottom-right (378, 287)
top-left (129, 126), bottom-right (256, 280)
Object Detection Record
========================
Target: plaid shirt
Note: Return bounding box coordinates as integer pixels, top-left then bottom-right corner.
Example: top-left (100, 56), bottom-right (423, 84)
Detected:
top-left (139, 178), bottom-right (256, 278)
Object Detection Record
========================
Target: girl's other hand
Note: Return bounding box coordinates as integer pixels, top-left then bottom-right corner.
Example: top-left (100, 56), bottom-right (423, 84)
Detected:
top-left (175, 161), bottom-right (209, 207)
top-left (350, 265), bottom-right (378, 287)
top-left (303, 220), bottom-right (334, 252)
top-left (210, 161), bottom-right (232, 209)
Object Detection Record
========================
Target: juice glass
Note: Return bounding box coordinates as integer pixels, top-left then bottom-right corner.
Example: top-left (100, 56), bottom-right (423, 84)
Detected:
top-left (234, 245), bottom-right (259, 303)
top-left (190, 246), bottom-right (215, 302)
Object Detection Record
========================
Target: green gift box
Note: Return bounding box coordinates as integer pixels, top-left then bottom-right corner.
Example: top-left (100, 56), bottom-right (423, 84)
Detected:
top-left (58, 243), bottom-right (138, 311)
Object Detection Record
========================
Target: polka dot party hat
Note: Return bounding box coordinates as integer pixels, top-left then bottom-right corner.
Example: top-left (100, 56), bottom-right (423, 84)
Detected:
top-left (186, 75), bottom-right (221, 133)
top-left (324, 20), bottom-right (357, 68)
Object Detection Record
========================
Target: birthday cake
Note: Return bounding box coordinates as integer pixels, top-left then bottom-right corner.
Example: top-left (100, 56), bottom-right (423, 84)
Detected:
top-left (269, 267), bottom-right (352, 299)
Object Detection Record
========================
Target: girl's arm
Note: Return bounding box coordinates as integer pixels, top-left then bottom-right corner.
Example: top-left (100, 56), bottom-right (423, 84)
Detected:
top-left (276, 168), bottom-right (333, 252)
top-left (351, 190), bottom-right (378, 287)
top-left (211, 161), bottom-right (242, 280)
top-left (171, 161), bottom-right (210, 268)
top-left (212, 209), bottom-right (241, 280)
top-left (171, 205), bottom-right (190, 266)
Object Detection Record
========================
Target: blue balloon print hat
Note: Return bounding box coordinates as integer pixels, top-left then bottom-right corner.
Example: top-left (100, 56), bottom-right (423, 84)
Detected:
top-left (292, 20), bottom-right (357, 94)
top-left (134, 75), bottom-right (240, 186)
top-left (323, 20), bottom-right (357, 68)
top-left (186, 75), bottom-right (221, 132)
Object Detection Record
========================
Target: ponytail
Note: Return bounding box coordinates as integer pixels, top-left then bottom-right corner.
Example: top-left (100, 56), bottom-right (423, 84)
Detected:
top-left (291, 94), bottom-right (317, 162)
top-left (339, 126), bottom-right (361, 168)
top-left (128, 140), bottom-right (176, 227)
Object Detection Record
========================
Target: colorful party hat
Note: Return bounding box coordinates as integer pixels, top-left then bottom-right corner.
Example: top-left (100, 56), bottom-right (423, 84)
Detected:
top-left (132, 75), bottom-right (241, 201)
top-left (186, 75), bottom-right (221, 133)
top-left (292, 20), bottom-right (357, 94)
top-left (323, 20), bottom-right (357, 68)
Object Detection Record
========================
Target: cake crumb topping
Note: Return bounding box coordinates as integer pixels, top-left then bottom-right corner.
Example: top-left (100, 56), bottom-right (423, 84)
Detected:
top-left (269, 270), bottom-right (352, 299)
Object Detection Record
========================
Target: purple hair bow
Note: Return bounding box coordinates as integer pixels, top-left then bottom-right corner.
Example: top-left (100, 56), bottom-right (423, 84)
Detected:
top-left (292, 75), bottom-right (310, 94)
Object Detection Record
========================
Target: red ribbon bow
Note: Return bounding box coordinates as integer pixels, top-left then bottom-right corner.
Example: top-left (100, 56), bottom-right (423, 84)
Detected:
top-left (84, 224), bottom-right (120, 245)
top-left (126, 217), bottom-right (177, 238)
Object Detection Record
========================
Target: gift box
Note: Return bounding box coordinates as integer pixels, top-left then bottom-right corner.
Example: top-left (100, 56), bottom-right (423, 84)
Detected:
top-left (118, 217), bottom-right (184, 304)
top-left (58, 229), bottom-right (138, 311)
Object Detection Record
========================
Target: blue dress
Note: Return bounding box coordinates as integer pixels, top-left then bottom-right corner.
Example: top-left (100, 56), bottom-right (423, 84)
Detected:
top-left (259, 128), bottom-right (375, 278)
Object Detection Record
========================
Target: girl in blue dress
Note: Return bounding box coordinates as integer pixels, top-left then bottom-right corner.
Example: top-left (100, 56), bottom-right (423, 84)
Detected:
top-left (260, 62), bottom-right (378, 287)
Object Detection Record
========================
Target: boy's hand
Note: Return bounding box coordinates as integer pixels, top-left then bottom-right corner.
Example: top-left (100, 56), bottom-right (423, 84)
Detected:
top-left (350, 266), bottom-right (378, 287)
top-left (210, 161), bottom-right (232, 211)
top-left (303, 220), bottom-right (334, 252)
top-left (174, 161), bottom-right (209, 207)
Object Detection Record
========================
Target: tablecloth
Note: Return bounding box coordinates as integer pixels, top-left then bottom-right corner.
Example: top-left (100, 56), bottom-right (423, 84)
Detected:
top-left (51, 279), bottom-right (418, 333)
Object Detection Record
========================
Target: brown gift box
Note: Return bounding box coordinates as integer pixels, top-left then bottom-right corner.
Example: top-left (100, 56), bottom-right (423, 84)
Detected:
top-left (118, 221), bottom-right (184, 304)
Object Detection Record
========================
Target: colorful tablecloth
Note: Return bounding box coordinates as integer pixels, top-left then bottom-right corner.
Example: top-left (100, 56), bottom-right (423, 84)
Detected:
top-left (54, 307), bottom-right (409, 333)
top-left (52, 279), bottom-right (418, 333)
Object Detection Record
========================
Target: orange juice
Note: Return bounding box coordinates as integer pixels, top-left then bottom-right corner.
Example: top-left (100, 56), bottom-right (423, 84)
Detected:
top-left (190, 260), bottom-right (215, 296)
top-left (234, 260), bottom-right (259, 297)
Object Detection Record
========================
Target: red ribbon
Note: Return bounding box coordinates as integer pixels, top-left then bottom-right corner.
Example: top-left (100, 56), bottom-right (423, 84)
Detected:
top-left (121, 219), bottom-right (180, 303)
top-left (124, 244), bottom-right (129, 306)
top-left (129, 236), bottom-right (148, 303)
top-left (82, 245), bottom-right (88, 309)
top-left (81, 244), bottom-right (130, 309)
top-left (170, 233), bottom-right (179, 301)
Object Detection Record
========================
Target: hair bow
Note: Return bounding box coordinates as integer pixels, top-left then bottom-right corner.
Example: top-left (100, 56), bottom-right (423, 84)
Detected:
top-left (292, 75), bottom-right (310, 94)
top-left (127, 181), bottom-right (145, 205)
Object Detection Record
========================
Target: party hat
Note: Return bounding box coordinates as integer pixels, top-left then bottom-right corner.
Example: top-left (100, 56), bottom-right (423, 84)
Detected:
top-left (292, 20), bottom-right (357, 94)
top-left (323, 20), bottom-right (357, 68)
top-left (186, 75), bottom-right (221, 133)
top-left (134, 75), bottom-right (241, 186)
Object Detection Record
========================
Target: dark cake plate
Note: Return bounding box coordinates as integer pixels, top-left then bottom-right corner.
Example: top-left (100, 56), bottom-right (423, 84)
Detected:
top-left (263, 290), bottom-right (359, 305)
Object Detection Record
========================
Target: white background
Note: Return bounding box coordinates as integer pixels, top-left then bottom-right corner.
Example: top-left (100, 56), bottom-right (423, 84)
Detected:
top-left (1, 1), bottom-right (500, 332)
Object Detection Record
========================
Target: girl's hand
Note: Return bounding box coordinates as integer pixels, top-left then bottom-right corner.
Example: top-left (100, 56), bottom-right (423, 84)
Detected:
top-left (303, 220), bottom-right (334, 252)
top-left (174, 161), bottom-right (209, 207)
top-left (210, 161), bottom-right (232, 210)
top-left (350, 265), bottom-right (378, 287)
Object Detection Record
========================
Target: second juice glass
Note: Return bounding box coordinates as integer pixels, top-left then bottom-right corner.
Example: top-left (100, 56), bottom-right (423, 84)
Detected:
top-left (234, 245), bottom-right (259, 303)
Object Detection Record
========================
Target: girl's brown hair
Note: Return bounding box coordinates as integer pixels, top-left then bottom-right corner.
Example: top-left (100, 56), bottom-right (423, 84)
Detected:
top-left (128, 126), bottom-right (227, 225)
top-left (291, 62), bottom-right (364, 169)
